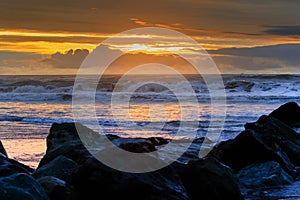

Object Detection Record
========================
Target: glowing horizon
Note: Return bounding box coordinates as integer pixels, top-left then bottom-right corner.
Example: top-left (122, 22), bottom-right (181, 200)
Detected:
top-left (1, 27), bottom-right (300, 55)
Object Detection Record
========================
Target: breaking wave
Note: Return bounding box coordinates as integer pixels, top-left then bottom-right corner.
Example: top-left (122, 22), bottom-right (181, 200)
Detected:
top-left (0, 74), bottom-right (298, 103)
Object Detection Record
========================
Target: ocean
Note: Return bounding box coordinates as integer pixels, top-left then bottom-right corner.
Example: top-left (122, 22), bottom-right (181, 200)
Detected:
top-left (0, 74), bottom-right (299, 169)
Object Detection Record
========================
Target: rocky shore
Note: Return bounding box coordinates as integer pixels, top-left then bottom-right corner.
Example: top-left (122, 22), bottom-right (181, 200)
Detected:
top-left (0, 102), bottom-right (299, 199)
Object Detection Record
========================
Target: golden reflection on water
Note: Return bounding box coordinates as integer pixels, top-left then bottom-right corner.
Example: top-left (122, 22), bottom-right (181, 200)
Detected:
top-left (0, 102), bottom-right (192, 169)
top-left (129, 104), bottom-right (181, 122)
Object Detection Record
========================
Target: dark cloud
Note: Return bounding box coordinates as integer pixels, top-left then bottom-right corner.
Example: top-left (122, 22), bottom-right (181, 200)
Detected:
top-left (0, 0), bottom-right (181, 33)
top-left (42, 49), bottom-right (89, 68)
top-left (210, 44), bottom-right (300, 72)
top-left (222, 31), bottom-right (263, 36)
top-left (213, 55), bottom-right (284, 72)
top-left (263, 26), bottom-right (300, 36)
top-left (1, 0), bottom-right (300, 34)
top-left (210, 44), bottom-right (300, 63)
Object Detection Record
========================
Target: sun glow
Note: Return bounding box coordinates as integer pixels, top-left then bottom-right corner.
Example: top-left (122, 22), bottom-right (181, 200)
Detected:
top-left (120, 43), bottom-right (183, 54)
top-left (107, 42), bottom-right (206, 55)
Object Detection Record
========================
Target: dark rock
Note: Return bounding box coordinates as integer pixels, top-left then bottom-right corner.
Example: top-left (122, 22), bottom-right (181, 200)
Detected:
top-left (0, 173), bottom-right (48, 200)
top-left (37, 176), bottom-right (72, 200)
top-left (246, 181), bottom-right (300, 200)
top-left (61, 94), bottom-right (72, 101)
top-left (119, 140), bottom-right (156, 153)
top-left (40, 123), bottom-right (245, 199)
top-left (38, 141), bottom-right (91, 168)
top-left (112, 136), bottom-right (169, 153)
top-left (40, 123), bottom-right (104, 167)
top-left (209, 115), bottom-right (300, 179)
top-left (39, 123), bottom-right (186, 199)
top-left (71, 157), bottom-right (189, 200)
top-left (47, 122), bottom-right (95, 152)
top-left (0, 153), bottom-right (34, 177)
top-left (33, 155), bottom-right (78, 182)
top-left (47, 123), bottom-right (79, 150)
top-left (0, 140), bottom-right (7, 157)
top-left (245, 115), bottom-right (300, 166)
top-left (105, 133), bottom-right (120, 141)
top-left (173, 157), bottom-right (244, 200)
top-left (225, 80), bottom-right (254, 92)
top-left (238, 161), bottom-right (293, 188)
top-left (42, 123), bottom-right (170, 166)
top-left (269, 101), bottom-right (300, 127)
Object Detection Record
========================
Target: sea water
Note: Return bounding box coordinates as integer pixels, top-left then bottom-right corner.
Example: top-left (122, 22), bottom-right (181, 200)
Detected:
top-left (0, 74), bottom-right (299, 168)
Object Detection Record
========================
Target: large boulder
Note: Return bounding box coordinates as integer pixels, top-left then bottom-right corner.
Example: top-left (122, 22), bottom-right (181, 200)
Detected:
top-left (39, 123), bottom-right (104, 167)
top-left (37, 176), bottom-right (72, 200)
top-left (46, 122), bottom-right (98, 152)
top-left (173, 157), bottom-right (244, 200)
top-left (269, 101), bottom-right (300, 127)
top-left (38, 122), bottom-right (245, 199)
top-left (33, 155), bottom-right (78, 182)
top-left (42, 123), bottom-right (169, 167)
top-left (39, 123), bottom-right (189, 199)
top-left (245, 115), bottom-right (300, 166)
top-left (113, 137), bottom-right (169, 153)
top-left (238, 161), bottom-right (293, 188)
top-left (38, 140), bottom-right (90, 168)
top-left (209, 115), bottom-right (300, 179)
top-left (70, 157), bottom-right (189, 200)
top-left (0, 153), bottom-right (33, 177)
top-left (0, 173), bottom-right (48, 200)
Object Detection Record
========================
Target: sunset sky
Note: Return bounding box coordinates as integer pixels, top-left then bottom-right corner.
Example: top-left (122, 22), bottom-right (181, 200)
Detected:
top-left (0, 0), bottom-right (300, 74)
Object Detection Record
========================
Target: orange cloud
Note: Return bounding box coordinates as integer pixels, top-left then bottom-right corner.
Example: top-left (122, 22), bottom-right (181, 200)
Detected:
top-left (130, 18), bottom-right (152, 26)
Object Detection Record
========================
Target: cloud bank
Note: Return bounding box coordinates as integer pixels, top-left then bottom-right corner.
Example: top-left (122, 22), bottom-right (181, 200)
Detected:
top-left (42, 49), bottom-right (89, 68)
top-left (210, 44), bottom-right (300, 73)
top-left (263, 26), bottom-right (300, 36)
